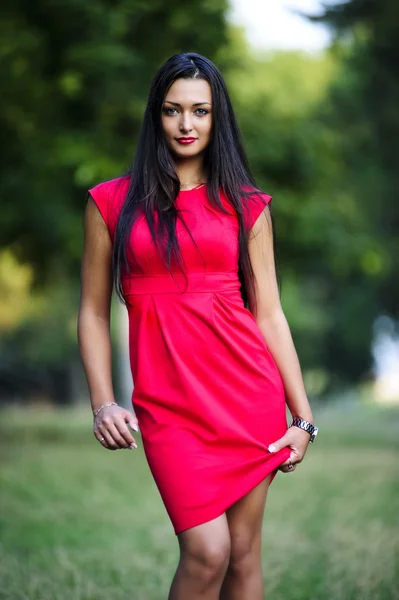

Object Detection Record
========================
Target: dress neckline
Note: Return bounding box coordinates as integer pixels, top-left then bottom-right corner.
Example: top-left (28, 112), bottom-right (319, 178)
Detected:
top-left (178, 183), bottom-right (207, 194)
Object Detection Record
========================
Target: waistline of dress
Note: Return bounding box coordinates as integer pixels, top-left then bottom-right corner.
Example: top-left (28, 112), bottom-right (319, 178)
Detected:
top-left (122, 272), bottom-right (241, 296)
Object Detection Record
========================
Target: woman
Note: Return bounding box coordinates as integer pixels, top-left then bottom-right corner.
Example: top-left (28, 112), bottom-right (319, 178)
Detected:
top-left (78, 52), bottom-right (318, 600)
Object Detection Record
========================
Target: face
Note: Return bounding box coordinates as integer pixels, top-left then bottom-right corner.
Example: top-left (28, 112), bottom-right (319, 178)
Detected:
top-left (161, 78), bottom-right (213, 160)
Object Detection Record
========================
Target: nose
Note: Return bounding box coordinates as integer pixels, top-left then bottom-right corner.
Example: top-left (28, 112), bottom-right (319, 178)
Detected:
top-left (179, 111), bottom-right (193, 133)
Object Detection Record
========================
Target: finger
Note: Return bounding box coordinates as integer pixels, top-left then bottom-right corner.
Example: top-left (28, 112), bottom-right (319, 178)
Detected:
top-left (278, 451), bottom-right (297, 472)
top-left (280, 464), bottom-right (297, 474)
top-left (114, 418), bottom-right (138, 447)
top-left (106, 422), bottom-right (137, 449)
top-left (95, 429), bottom-right (118, 450)
top-left (268, 433), bottom-right (289, 453)
top-left (123, 411), bottom-right (140, 432)
top-left (278, 451), bottom-right (296, 468)
top-left (279, 459), bottom-right (297, 473)
top-left (99, 415), bottom-right (131, 449)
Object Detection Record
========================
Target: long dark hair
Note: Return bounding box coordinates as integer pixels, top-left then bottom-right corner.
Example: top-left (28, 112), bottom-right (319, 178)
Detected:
top-left (113, 52), bottom-right (272, 310)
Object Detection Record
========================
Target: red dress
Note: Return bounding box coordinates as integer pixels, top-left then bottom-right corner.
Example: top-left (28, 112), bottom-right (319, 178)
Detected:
top-left (89, 176), bottom-right (291, 535)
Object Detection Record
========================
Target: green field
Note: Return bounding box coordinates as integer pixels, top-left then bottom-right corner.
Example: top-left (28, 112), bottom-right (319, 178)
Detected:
top-left (0, 401), bottom-right (398, 600)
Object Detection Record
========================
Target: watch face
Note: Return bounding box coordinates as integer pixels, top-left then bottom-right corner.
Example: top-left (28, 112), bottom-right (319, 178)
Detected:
top-left (311, 427), bottom-right (319, 442)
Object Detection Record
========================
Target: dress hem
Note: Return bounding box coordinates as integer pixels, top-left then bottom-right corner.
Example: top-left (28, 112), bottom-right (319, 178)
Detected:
top-left (172, 446), bottom-right (291, 536)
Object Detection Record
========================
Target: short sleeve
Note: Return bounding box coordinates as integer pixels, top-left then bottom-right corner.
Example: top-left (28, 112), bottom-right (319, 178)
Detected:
top-left (88, 181), bottom-right (110, 228)
top-left (243, 191), bottom-right (273, 232)
top-left (87, 176), bottom-right (130, 240)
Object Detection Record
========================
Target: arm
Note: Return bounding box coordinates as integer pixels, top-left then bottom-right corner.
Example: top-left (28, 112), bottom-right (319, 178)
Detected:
top-left (248, 206), bottom-right (313, 468)
top-left (78, 195), bottom-right (138, 450)
top-left (78, 196), bottom-right (114, 409)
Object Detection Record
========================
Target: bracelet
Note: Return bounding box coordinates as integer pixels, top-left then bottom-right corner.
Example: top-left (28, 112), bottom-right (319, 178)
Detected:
top-left (93, 402), bottom-right (118, 418)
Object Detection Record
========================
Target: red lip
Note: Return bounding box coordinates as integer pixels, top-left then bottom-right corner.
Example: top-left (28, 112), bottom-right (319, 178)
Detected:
top-left (176, 137), bottom-right (197, 145)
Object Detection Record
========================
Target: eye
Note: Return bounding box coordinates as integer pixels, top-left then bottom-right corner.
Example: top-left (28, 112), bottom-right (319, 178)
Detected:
top-left (162, 107), bottom-right (178, 115)
top-left (195, 108), bottom-right (208, 116)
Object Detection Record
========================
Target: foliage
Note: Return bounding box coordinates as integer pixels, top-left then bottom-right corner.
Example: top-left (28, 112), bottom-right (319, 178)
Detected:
top-left (305, 0), bottom-right (399, 377)
top-left (0, 0), bottom-right (228, 401)
top-left (220, 0), bottom-right (399, 383)
top-left (0, 0), bottom-right (228, 281)
top-left (1, 0), bottom-right (399, 395)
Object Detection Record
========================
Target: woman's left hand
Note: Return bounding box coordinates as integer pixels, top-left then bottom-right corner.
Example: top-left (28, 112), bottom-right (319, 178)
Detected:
top-left (268, 426), bottom-right (311, 473)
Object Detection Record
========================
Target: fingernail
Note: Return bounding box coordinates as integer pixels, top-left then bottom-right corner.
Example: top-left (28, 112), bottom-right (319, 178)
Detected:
top-left (132, 424), bottom-right (139, 432)
top-left (268, 445), bottom-right (276, 453)
top-left (130, 443), bottom-right (138, 449)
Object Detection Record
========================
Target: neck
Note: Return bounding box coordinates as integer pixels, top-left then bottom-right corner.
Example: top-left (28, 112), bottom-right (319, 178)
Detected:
top-left (175, 157), bottom-right (206, 186)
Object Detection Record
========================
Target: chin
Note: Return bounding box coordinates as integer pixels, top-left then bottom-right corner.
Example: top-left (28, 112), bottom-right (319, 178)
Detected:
top-left (172, 146), bottom-right (203, 159)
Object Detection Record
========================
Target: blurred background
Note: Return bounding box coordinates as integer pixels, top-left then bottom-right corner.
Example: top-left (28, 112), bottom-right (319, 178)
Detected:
top-left (0, 1), bottom-right (398, 599)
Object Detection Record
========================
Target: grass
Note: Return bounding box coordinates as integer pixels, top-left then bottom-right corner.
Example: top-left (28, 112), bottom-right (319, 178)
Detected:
top-left (0, 399), bottom-right (398, 600)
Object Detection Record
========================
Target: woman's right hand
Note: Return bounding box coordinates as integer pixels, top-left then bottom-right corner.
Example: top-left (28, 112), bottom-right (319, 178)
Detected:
top-left (93, 405), bottom-right (140, 450)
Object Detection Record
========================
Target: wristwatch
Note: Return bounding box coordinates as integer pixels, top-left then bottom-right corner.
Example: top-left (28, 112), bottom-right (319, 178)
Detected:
top-left (290, 417), bottom-right (318, 443)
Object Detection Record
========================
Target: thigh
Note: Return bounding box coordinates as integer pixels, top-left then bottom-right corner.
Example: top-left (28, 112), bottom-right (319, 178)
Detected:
top-left (225, 474), bottom-right (272, 557)
top-left (177, 513), bottom-right (231, 565)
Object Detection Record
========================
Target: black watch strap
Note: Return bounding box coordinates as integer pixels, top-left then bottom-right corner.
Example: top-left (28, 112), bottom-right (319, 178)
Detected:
top-left (290, 417), bottom-right (318, 443)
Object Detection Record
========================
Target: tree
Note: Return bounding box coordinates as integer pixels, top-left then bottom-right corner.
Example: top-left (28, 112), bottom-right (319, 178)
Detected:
top-left (0, 0), bottom-right (228, 283)
top-left (0, 0), bottom-right (229, 403)
top-left (305, 0), bottom-right (399, 378)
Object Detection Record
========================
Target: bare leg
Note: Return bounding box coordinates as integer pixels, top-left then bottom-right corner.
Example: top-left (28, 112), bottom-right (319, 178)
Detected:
top-left (219, 474), bottom-right (272, 600)
top-left (168, 513), bottom-right (231, 600)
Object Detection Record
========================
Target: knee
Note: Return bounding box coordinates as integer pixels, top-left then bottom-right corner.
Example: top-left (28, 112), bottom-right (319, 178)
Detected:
top-left (228, 531), bottom-right (261, 577)
top-left (182, 538), bottom-right (231, 584)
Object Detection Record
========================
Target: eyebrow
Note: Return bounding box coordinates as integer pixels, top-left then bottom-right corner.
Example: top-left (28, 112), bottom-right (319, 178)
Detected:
top-left (164, 101), bottom-right (212, 107)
